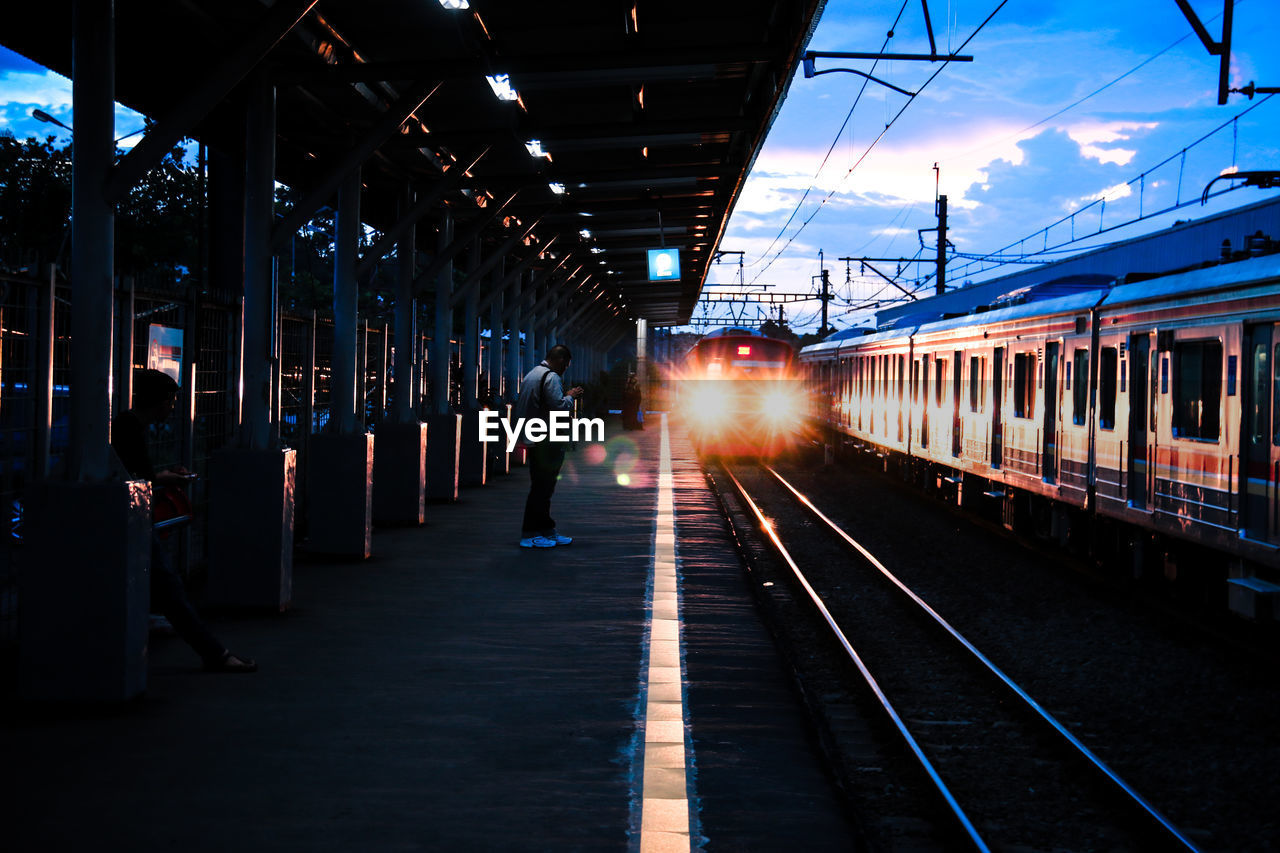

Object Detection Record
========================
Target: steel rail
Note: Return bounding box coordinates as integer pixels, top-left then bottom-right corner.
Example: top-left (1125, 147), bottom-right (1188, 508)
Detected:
top-left (764, 465), bottom-right (1201, 852)
top-left (720, 465), bottom-right (990, 852)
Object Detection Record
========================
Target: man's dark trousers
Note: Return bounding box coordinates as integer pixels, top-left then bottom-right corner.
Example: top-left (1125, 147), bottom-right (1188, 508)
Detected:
top-left (521, 442), bottom-right (566, 536)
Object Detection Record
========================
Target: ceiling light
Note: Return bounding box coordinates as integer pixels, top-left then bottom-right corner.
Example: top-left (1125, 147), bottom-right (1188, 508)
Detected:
top-left (580, 229), bottom-right (593, 240)
top-left (548, 182), bottom-right (566, 195)
top-left (438, 0), bottom-right (470, 9)
top-left (485, 74), bottom-right (519, 102)
top-left (525, 139), bottom-right (552, 160)
top-left (590, 247), bottom-right (604, 254)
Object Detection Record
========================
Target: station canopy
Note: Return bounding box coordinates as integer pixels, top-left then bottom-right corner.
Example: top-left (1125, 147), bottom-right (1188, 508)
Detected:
top-left (5, 0), bottom-right (825, 326)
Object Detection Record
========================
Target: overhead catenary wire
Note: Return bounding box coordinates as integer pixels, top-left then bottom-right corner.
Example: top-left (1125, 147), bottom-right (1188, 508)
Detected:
top-left (745, 1), bottom-right (914, 270)
top-left (748, 0), bottom-right (1010, 286)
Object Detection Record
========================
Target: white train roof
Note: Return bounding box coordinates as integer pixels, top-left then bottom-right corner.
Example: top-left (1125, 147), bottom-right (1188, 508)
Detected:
top-left (1100, 252), bottom-right (1280, 308)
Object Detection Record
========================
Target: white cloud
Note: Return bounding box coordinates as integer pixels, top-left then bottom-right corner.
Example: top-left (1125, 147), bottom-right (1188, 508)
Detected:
top-left (1066, 121), bottom-right (1156, 166)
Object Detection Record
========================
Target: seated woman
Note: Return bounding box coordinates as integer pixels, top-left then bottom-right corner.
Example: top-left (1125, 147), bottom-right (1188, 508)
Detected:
top-left (112, 369), bottom-right (256, 673)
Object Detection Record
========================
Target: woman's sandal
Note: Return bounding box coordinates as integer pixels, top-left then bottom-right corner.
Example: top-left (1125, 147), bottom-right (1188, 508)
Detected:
top-left (204, 652), bottom-right (258, 673)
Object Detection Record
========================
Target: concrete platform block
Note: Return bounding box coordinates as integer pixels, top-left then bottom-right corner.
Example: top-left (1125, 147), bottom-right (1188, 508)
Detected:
top-left (373, 421), bottom-right (427, 526)
top-left (426, 413), bottom-right (462, 502)
top-left (20, 478), bottom-right (151, 703)
top-left (505, 406), bottom-right (527, 467)
top-left (487, 404), bottom-right (511, 476)
top-left (207, 447), bottom-right (296, 610)
top-left (459, 411), bottom-right (488, 488)
top-left (305, 432), bottom-right (374, 558)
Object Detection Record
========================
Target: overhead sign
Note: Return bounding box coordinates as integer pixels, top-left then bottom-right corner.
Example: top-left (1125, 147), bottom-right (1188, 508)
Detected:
top-left (647, 248), bottom-right (680, 281)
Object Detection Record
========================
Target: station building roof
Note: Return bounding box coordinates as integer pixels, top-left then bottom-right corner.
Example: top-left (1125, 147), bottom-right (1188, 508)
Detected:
top-left (3, 0), bottom-right (826, 328)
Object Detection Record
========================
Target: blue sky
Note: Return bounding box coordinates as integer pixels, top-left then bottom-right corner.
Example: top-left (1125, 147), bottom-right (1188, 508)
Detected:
top-left (2, 1), bottom-right (1278, 333)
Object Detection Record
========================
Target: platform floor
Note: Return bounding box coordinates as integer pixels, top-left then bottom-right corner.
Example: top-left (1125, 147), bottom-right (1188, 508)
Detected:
top-left (5, 415), bottom-right (855, 851)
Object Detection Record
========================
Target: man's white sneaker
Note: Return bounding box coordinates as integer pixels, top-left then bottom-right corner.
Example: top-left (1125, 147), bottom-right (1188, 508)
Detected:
top-left (520, 536), bottom-right (558, 548)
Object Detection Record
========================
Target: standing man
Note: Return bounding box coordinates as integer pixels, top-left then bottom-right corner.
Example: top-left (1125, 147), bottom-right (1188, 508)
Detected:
top-left (516, 344), bottom-right (583, 548)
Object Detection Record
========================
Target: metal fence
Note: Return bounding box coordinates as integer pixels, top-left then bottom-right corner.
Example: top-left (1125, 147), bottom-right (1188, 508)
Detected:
top-left (0, 276), bottom-right (448, 651)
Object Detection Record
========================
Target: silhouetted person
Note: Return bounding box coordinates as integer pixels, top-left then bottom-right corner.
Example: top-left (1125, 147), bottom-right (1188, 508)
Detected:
top-left (112, 369), bottom-right (256, 673)
top-left (622, 373), bottom-right (644, 430)
top-left (515, 345), bottom-right (583, 548)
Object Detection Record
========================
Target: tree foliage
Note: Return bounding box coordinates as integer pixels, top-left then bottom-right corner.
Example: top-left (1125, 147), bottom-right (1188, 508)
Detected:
top-left (1, 132), bottom-right (410, 320)
top-left (0, 132), bottom-right (205, 281)
top-left (0, 134), bottom-right (72, 271)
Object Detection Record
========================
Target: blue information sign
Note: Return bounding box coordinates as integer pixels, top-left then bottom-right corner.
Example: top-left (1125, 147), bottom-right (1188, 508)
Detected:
top-left (647, 248), bottom-right (680, 281)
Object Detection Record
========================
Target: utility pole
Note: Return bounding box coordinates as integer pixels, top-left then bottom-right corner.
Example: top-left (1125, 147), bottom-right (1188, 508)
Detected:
top-left (935, 193), bottom-right (947, 296)
top-left (820, 266), bottom-right (832, 334)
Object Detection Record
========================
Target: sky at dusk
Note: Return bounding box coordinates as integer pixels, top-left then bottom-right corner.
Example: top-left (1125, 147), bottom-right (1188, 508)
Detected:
top-left (703, 0), bottom-right (1280, 332)
top-left (1, 1), bottom-right (1278, 333)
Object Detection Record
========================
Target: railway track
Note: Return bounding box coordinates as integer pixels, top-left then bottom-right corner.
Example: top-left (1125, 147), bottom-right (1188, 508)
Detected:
top-left (716, 460), bottom-right (1199, 852)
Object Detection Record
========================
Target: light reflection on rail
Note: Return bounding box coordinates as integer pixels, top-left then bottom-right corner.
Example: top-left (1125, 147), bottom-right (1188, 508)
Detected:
top-left (723, 462), bottom-right (1201, 852)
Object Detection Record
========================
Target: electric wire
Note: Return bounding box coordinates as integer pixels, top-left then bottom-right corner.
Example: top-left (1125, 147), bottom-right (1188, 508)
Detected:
top-left (748, 0), bottom-right (1009, 286)
top-left (745, 1), bottom-right (913, 269)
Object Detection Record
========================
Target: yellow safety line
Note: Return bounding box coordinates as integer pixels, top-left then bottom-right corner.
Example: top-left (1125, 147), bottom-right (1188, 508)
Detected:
top-left (639, 413), bottom-right (692, 852)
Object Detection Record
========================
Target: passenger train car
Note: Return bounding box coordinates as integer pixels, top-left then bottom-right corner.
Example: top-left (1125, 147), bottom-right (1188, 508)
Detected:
top-left (801, 252), bottom-right (1280, 614)
top-left (680, 328), bottom-right (804, 457)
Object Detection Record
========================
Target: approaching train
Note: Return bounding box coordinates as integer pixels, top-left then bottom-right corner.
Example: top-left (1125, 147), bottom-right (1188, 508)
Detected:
top-left (680, 328), bottom-right (805, 457)
top-left (800, 250), bottom-right (1280, 615)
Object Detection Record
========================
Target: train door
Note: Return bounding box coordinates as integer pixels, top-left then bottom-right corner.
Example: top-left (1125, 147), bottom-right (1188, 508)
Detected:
top-left (1042, 342), bottom-right (1059, 481)
top-left (1127, 335), bottom-right (1149, 508)
top-left (992, 347), bottom-right (1004, 468)
top-left (952, 351), bottom-right (963, 457)
top-left (1242, 324), bottom-right (1275, 542)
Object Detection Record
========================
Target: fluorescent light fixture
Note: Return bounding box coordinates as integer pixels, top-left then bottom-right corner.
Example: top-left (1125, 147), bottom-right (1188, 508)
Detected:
top-left (485, 74), bottom-right (519, 102)
top-left (548, 182), bottom-right (566, 195)
top-left (590, 247), bottom-right (604, 254)
top-left (438, 0), bottom-right (470, 9)
top-left (525, 139), bottom-right (551, 160)
top-left (579, 228), bottom-right (593, 240)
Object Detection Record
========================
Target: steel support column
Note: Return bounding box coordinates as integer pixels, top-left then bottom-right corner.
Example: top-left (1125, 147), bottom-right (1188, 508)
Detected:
top-left (241, 70), bottom-right (277, 449)
top-left (635, 318), bottom-right (648, 392)
top-left (332, 167), bottom-right (361, 435)
top-left (431, 212), bottom-right (454, 415)
top-left (206, 66), bottom-right (295, 608)
top-left (462, 239), bottom-right (481, 410)
top-left (506, 275), bottom-right (524, 400)
top-left (487, 262), bottom-right (505, 402)
top-left (392, 186), bottom-right (418, 423)
top-left (67, 0), bottom-right (115, 483)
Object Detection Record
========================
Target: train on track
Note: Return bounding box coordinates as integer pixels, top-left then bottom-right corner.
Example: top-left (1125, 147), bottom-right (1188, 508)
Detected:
top-left (799, 249), bottom-right (1280, 615)
top-left (679, 327), bottom-right (805, 457)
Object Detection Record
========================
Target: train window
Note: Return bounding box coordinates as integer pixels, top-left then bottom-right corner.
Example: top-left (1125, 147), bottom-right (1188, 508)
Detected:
top-left (921, 354), bottom-right (930, 405)
top-left (1014, 352), bottom-right (1037, 418)
top-left (898, 354), bottom-right (905, 401)
top-left (1099, 347), bottom-right (1117, 430)
top-left (1250, 343), bottom-right (1270, 445)
top-left (912, 359), bottom-right (920, 403)
top-left (1171, 340), bottom-right (1222, 441)
top-left (970, 356), bottom-right (982, 412)
top-left (1274, 345), bottom-right (1280, 446)
top-left (935, 357), bottom-right (945, 406)
top-left (1072, 349), bottom-right (1089, 426)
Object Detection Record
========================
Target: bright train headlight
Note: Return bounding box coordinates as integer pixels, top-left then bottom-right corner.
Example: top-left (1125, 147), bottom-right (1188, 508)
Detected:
top-left (685, 382), bottom-right (731, 427)
top-left (760, 386), bottom-right (803, 427)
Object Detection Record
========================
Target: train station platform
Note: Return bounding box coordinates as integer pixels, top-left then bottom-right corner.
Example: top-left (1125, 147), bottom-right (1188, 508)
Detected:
top-left (3, 415), bottom-right (856, 851)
